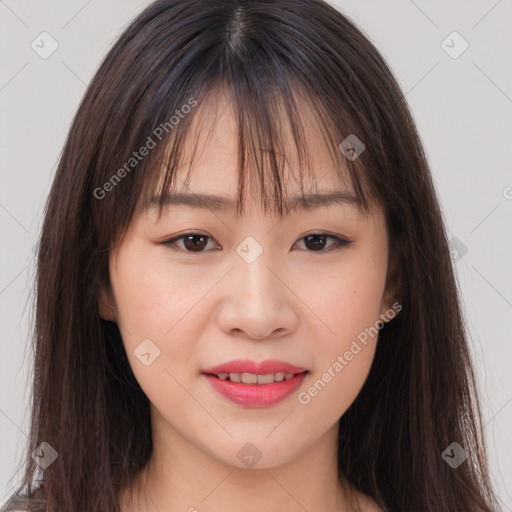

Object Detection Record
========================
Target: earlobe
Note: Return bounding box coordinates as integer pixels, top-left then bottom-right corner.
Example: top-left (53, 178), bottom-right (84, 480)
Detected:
top-left (380, 277), bottom-right (402, 320)
top-left (379, 297), bottom-right (401, 324)
top-left (380, 281), bottom-right (403, 324)
top-left (98, 285), bottom-right (117, 322)
top-left (380, 238), bottom-right (405, 323)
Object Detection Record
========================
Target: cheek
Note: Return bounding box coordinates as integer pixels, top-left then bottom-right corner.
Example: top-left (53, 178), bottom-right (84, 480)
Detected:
top-left (109, 249), bottom-right (206, 374)
top-left (307, 250), bottom-right (387, 349)
top-left (297, 250), bottom-right (386, 414)
top-left (110, 251), bottom-right (211, 414)
top-left (112, 244), bottom-right (198, 324)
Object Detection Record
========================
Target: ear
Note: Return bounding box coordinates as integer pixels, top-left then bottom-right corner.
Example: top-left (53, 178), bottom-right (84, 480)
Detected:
top-left (98, 281), bottom-right (117, 322)
top-left (379, 235), bottom-right (405, 323)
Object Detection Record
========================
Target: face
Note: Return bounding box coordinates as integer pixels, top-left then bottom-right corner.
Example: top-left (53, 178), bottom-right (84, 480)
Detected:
top-left (100, 93), bottom-right (396, 470)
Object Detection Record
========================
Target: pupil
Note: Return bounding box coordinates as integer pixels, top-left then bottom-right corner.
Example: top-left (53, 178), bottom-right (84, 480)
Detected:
top-left (305, 235), bottom-right (326, 251)
top-left (184, 235), bottom-right (207, 251)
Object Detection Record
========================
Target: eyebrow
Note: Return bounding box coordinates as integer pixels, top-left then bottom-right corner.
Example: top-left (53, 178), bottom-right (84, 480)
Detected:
top-left (146, 191), bottom-right (363, 215)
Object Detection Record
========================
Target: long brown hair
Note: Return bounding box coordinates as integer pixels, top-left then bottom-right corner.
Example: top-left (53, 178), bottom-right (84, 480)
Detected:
top-left (1, 0), bottom-right (499, 510)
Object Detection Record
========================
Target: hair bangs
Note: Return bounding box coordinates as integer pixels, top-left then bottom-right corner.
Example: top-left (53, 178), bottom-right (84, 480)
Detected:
top-left (134, 79), bottom-right (374, 230)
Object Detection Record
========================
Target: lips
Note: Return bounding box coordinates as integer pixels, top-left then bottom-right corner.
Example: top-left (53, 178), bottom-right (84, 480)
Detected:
top-left (201, 359), bottom-right (308, 407)
top-left (202, 359), bottom-right (307, 376)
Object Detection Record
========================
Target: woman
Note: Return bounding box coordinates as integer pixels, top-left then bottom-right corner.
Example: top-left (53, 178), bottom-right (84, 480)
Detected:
top-left (1, 0), bottom-right (499, 510)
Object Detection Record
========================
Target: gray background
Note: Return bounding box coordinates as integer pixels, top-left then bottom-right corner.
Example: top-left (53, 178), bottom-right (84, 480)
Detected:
top-left (1, 0), bottom-right (511, 508)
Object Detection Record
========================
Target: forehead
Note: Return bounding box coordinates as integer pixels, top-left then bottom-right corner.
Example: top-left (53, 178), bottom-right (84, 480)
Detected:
top-left (151, 89), bottom-right (357, 214)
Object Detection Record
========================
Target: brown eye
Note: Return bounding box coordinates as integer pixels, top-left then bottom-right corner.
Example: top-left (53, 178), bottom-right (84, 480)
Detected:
top-left (297, 234), bottom-right (352, 252)
top-left (182, 234), bottom-right (209, 251)
top-left (304, 234), bottom-right (328, 251)
top-left (162, 232), bottom-right (218, 253)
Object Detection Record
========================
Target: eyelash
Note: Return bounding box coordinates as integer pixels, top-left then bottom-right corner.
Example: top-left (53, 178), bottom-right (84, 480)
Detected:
top-left (160, 231), bottom-right (353, 254)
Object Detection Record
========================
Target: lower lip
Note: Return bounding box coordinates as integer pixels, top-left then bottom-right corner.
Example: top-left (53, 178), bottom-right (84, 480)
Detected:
top-left (203, 372), bottom-right (308, 407)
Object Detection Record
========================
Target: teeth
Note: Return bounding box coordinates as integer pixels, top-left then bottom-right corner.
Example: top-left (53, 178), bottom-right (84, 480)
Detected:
top-left (229, 372), bottom-right (242, 383)
top-left (257, 373), bottom-right (274, 384)
top-left (215, 371), bottom-right (300, 384)
top-left (242, 373), bottom-right (258, 384)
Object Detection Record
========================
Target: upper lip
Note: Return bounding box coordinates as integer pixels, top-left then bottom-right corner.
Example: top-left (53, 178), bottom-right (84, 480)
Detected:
top-left (202, 359), bottom-right (307, 375)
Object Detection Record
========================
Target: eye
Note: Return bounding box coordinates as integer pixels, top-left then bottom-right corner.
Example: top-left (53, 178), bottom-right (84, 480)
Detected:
top-left (294, 233), bottom-right (352, 252)
top-left (160, 231), bottom-right (352, 253)
top-left (161, 232), bottom-right (219, 252)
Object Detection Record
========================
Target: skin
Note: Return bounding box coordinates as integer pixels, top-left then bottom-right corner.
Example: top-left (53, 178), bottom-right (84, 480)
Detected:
top-left (100, 92), bottom-right (397, 512)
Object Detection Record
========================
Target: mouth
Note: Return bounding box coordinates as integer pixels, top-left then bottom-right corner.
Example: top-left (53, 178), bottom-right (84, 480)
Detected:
top-left (204, 371), bottom-right (304, 384)
top-left (201, 360), bottom-right (309, 407)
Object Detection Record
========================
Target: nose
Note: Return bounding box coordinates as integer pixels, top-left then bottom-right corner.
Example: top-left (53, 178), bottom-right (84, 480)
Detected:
top-left (215, 246), bottom-right (298, 341)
